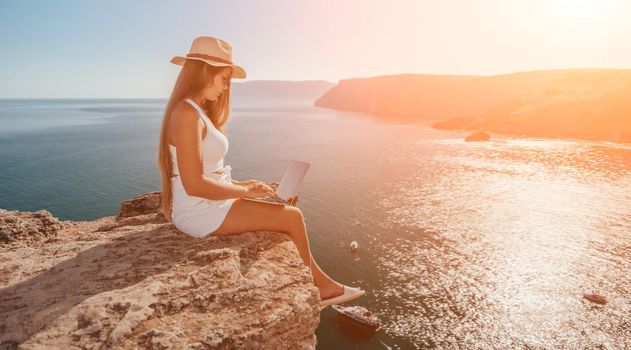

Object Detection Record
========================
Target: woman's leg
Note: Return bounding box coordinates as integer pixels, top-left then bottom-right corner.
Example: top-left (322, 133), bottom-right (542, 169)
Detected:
top-left (211, 198), bottom-right (344, 299)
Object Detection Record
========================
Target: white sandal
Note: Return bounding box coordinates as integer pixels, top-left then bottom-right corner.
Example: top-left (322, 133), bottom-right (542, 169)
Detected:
top-left (319, 285), bottom-right (365, 309)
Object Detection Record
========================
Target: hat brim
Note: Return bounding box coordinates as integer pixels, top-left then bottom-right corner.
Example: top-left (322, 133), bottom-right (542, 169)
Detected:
top-left (170, 56), bottom-right (246, 79)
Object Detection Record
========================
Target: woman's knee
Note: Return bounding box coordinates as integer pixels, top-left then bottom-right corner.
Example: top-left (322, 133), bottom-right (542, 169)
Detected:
top-left (283, 206), bottom-right (305, 230)
top-left (285, 205), bottom-right (303, 217)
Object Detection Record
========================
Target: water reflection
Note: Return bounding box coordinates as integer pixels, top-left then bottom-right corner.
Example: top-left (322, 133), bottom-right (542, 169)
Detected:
top-left (374, 137), bottom-right (630, 348)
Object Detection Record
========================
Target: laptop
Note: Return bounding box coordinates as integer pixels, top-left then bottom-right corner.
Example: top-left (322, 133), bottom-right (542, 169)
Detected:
top-left (243, 160), bottom-right (310, 206)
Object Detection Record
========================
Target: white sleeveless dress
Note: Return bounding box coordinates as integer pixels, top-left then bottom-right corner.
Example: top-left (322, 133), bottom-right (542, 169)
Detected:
top-left (169, 98), bottom-right (237, 238)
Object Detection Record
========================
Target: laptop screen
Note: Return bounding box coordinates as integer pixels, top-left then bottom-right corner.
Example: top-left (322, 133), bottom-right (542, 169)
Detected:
top-left (276, 161), bottom-right (310, 200)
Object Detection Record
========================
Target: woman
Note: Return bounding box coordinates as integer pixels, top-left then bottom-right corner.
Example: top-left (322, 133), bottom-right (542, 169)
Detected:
top-left (157, 36), bottom-right (364, 308)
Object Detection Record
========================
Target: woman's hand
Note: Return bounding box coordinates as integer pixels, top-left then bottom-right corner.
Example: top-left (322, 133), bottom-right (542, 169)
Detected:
top-left (234, 179), bottom-right (299, 206)
top-left (242, 182), bottom-right (276, 199)
top-left (288, 195), bottom-right (299, 206)
top-left (240, 180), bottom-right (260, 186)
top-left (232, 179), bottom-right (261, 186)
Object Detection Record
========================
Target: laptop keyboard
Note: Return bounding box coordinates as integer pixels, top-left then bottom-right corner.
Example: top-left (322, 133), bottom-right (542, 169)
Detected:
top-left (260, 196), bottom-right (290, 205)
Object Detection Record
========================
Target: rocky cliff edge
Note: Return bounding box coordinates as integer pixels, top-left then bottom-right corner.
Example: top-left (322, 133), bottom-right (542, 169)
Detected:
top-left (0, 191), bottom-right (320, 349)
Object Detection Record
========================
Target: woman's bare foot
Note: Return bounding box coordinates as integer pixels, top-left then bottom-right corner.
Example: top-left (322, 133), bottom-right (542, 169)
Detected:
top-left (318, 281), bottom-right (344, 300)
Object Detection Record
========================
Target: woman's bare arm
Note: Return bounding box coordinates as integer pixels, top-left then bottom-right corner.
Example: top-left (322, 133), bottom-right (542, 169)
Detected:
top-left (171, 101), bottom-right (247, 200)
top-left (231, 179), bottom-right (247, 186)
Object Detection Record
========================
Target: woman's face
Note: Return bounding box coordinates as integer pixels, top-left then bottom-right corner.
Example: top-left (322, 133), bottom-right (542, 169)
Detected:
top-left (204, 68), bottom-right (232, 102)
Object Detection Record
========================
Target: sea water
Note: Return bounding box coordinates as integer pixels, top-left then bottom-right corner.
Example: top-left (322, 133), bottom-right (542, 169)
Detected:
top-left (0, 97), bottom-right (629, 349)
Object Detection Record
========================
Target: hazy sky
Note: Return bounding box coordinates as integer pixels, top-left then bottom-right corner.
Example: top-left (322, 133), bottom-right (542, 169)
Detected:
top-left (1, 0), bottom-right (630, 98)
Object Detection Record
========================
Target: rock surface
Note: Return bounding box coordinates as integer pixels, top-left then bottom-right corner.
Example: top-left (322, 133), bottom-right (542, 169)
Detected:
top-left (0, 209), bottom-right (69, 245)
top-left (0, 192), bottom-right (320, 349)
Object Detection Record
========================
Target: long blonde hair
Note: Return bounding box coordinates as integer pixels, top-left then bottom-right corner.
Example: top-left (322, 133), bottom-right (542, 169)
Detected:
top-left (157, 60), bottom-right (233, 222)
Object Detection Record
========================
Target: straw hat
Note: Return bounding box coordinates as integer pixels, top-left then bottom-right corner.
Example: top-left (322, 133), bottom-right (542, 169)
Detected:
top-left (170, 36), bottom-right (247, 79)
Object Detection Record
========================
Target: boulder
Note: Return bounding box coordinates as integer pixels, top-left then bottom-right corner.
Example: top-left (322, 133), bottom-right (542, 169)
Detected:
top-left (0, 209), bottom-right (66, 245)
top-left (465, 131), bottom-right (491, 142)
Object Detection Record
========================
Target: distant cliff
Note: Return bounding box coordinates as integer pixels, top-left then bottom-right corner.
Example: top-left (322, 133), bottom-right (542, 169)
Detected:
top-left (232, 80), bottom-right (336, 101)
top-left (0, 192), bottom-right (320, 349)
top-left (314, 69), bottom-right (631, 143)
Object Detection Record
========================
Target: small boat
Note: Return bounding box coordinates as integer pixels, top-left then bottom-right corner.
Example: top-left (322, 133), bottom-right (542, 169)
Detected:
top-left (332, 305), bottom-right (381, 331)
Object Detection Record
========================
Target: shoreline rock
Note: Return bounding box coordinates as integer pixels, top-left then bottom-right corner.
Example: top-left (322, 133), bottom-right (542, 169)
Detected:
top-left (0, 192), bottom-right (320, 349)
top-left (464, 131), bottom-right (491, 142)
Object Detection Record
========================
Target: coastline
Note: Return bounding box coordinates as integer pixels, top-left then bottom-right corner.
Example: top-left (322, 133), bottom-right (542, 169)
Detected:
top-left (313, 69), bottom-right (631, 145)
top-left (312, 104), bottom-right (631, 146)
